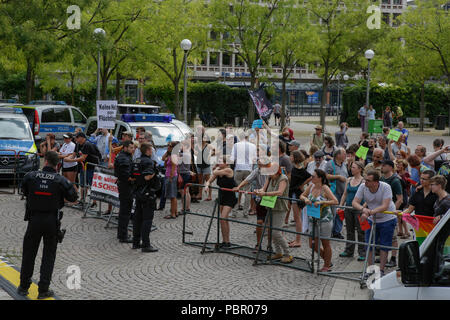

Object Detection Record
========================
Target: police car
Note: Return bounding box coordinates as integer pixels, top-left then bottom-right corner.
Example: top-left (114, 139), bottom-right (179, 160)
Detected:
top-left (0, 106), bottom-right (40, 181)
top-left (85, 113), bottom-right (192, 168)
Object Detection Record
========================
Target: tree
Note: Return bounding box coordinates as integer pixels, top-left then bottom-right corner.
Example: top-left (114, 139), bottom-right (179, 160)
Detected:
top-left (136, 0), bottom-right (209, 120)
top-left (210, 0), bottom-right (282, 123)
top-left (374, 14), bottom-right (444, 131)
top-left (270, 2), bottom-right (318, 128)
top-left (305, 0), bottom-right (386, 131)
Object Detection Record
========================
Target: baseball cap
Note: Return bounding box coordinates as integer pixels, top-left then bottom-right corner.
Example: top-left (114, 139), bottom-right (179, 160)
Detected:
top-left (314, 150), bottom-right (325, 158)
top-left (382, 160), bottom-right (395, 167)
top-left (75, 132), bottom-right (86, 139)
top-left (288, 140), bottom-right (301, 148)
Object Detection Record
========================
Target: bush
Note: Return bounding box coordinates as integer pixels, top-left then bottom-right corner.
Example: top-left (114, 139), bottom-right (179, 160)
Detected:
top-left (342, 81), bottom-right (450, 127)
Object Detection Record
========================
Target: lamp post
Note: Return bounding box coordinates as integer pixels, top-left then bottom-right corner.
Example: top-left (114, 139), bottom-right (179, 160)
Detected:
top-left (364, 49), bottom-right (375, 133)
top-left (180, 39), bottom-right (192, 124)
top-left (94, 28), bottom-right (106, 101)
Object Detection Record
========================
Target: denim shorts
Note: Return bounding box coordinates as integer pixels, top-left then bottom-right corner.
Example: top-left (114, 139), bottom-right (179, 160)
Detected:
top-left (365, 218), bottom-right (397, 252)
top-left (196, 166), bottom-right (211, 175)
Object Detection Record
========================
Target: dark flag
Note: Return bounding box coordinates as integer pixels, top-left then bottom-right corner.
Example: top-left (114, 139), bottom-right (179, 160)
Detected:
top-left (248, 85), bottom-right (273, 119)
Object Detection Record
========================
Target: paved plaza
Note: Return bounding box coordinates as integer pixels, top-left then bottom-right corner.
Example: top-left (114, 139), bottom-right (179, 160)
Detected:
top-left (0, 117), bottom-right (448, 300)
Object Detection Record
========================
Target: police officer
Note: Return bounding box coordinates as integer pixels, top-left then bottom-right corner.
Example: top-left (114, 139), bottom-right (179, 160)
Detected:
top-left (114, 140), bottom-right (135, 243)
top-left (17, 151), bottom-right (78, 299)
top-left (132, 142), bottom-right (160, 252)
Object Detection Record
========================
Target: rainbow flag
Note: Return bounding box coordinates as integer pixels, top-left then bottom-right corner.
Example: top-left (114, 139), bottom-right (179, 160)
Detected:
top-left (413, 215), bottom-right (436, 246)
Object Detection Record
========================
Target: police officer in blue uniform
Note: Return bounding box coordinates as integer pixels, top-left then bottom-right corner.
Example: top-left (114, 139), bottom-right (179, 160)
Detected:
top-left (17, 151), bottom-right (78, 299)
top-left (114, 140), bottom-right (135, 243)
top-left (132, 142), bottom-right (160, 252)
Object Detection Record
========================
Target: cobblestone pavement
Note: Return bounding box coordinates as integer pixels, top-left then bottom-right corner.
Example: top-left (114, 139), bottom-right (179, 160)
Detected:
top-left (0, 189), bottom-right (378, 300)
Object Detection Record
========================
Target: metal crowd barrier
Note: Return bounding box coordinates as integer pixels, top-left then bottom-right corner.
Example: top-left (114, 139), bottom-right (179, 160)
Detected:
top-left (181, 183), bottom-right (400, 288)
top-left (0, 150), bottom-right (40, 195)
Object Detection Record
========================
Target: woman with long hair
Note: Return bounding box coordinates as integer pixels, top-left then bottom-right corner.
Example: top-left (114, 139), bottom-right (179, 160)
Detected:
top-left (162, 141), bottom-right (180, 219)
top-left (300, 169), bottom-right (338, 272)
top-left (339, 161), bottom-right (366, 260)
top-left (288, 150), bottom-right (312, 247)
top-left (204, 156), bottom-right (237, 248)
top-left (321, 136), bottom-right (336, 161)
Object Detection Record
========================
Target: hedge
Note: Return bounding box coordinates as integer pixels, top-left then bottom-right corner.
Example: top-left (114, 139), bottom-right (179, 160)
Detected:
top-left (342, 81), bottom-right (450, 127)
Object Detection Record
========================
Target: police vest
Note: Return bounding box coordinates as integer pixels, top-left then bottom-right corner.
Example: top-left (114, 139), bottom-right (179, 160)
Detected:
top-left (26, 171), bottom-right (63, 212)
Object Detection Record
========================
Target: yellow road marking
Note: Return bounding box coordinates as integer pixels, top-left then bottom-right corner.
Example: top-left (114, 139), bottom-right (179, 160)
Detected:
top-left (0, 260), bottom-right (55, 300)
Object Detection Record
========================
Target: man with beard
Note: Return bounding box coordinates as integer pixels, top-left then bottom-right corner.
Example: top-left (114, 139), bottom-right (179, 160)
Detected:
top-left (364, 148), bottom-right (384, 177)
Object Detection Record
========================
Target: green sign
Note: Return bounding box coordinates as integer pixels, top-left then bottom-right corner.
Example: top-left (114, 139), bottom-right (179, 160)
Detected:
top-left (387, 130), bottom-right (402, 142)
top-left (356, 146), bottom-right (369, 160)
top-left (368, 119), bottom-right (383, 134)
top-left (260, 196), bottom-right (277, 208)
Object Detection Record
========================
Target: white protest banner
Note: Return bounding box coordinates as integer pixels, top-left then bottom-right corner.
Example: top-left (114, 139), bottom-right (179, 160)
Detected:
top-left (90, 167), bottom-right (120, 207)
top-left (96, 100), bottom-right (117, 129)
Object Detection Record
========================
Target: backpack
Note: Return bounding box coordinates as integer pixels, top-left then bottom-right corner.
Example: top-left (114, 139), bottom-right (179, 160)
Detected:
top-left (438, 161), bottom-right (450, 193)
top-left (393, 174), bottom-right (408, 210)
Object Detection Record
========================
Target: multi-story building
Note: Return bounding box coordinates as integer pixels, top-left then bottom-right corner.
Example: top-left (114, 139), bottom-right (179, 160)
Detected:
top-left (184, 0), bottom-right (408, 116)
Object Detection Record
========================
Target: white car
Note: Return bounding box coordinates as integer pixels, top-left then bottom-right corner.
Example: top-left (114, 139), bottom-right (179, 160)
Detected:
top-left (371, 210), bottom-right (450, 300)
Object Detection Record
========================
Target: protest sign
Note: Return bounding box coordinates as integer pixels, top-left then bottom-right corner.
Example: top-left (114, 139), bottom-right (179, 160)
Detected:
top-left (97, 100), bottom-right (117, 129)
top-left (90, 166), bottom-right (120, 207)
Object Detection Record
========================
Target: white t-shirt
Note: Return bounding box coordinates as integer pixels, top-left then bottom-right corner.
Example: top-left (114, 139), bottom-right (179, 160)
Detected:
top-left (230, 140), bottom-right (257, 172)
top-left (354, 181), bottom-right (396, 223)
top-left (306, 160), bottom-right (327, 175)
top-left (60, 142), bottom-right (77, 168)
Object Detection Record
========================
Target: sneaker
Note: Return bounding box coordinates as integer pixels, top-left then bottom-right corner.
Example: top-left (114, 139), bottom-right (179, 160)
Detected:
top-left (17, 286), bottom-right (29, 296)
top-left (219, 242), bottom-right (231, 249)
top-left (270, 253), bottom-right (283, 260)
top-left (386, 257), bottom-right (397, 268)
top-left (332, 233), bottom-right (344, 239)
top-left (281, 255), bottom-right (294, 263)
top-left (339, 251), bottom-right (353, 258)
top-left (141, 246), bottom-right (158, 253)
top-left (238, 205), bottom-right (243, 211)
top-left (37, 290), bottom-right (54, 299)
top-left (357, 255), bottom-right (366, 261)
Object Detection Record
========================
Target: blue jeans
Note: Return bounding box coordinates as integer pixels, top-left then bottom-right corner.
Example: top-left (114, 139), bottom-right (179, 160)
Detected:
top-left (332, 193), bottom-right (343, 235)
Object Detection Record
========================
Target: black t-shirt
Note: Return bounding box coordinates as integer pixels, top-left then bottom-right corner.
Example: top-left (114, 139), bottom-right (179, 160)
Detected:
top-left (279, 135), bottom-right (292, 156)
top-left (434, 194), bottom-right (450, 217)
top-left (409, 189), bottom-right (438, 217)
top-left (79, 141), bottom-right (99, 168)
top-left (289, 167), bottom-right (311, 197)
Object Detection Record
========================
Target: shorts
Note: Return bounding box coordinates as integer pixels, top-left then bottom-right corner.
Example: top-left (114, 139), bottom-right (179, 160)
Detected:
top-left (310, 220), bottom-right (332, 239)
top-left (80, 168), bottom-right (94, 187)
top-left (365, 218), bottom-right (397, 252)
top-left (62, 165), bottom-right (78, 173)
top-left (289, 191), bottom-right (304, 205)
top-left (256, 204), bottom-right (267, 221)
top-left (165, 176), bottom-right (178, 199)
top-left (196, 166), bottom-right (211, 175)
top-left (180, 173), bottom-right (191, 189)
top-left (234, 170), bottom-right (251, 185)
top-left (274, 113), bottom-right (281, 119)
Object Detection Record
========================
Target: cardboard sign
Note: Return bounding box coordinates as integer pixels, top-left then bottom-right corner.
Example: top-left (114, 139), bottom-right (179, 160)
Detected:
top-left (90, 166), bottom-right (120, 207)
top-left (306, 204), bottom-right (321, 219)
top-left (387, 130), bottom-right (401, 142)
top-left (356, 146), bottom-right (369, 160)
top-left (260, 196), bottom-right (277, 208)
top-left (97, 100), bottom-right (117, 129)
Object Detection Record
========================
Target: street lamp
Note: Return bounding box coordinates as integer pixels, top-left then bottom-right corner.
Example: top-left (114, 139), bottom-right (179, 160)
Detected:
top-left (180, 39), bottom-right (192, 124)
top-left (94, 28), bottom-right (106, 101)
top-left (364, 49), bottom-right (375, 133)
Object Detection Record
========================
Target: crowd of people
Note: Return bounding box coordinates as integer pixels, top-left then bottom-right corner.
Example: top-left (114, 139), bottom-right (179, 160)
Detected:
top-left (35, 118), bottom-right (450, 275)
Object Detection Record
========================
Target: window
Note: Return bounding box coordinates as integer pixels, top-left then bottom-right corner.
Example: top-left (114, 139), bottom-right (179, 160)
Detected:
top-left (86, 120), bottom-right (97, 136)
top-left (235, 55), bottom-right (244, 67)
top-left (382, 13), bottom-right (390, 25)
top-left (72, 108), bottom-right (86, 124)
top-left (210, 31), bottom-right (217, 40)
top-left (41, 108), bottom-right (56, 123)
top-left (222, 53), bottom-right (231, 66)
top-left (433, 224), bottom-right (450, 286)
top-left (209, 52), bottom-right (219, 65)
top-left (54, 108), bottom-right (71, 123)
top-left (0, 118), bottom-right (33, 140)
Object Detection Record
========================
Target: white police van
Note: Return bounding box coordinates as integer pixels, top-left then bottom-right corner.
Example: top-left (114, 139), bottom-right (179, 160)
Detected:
top-left (371, 210), bottom-right (450, 300)
top-left (20, 101), bottom-right (88, 140)
top-left (0, 106), bottom-right (40, 181)
top-left (85, 113), bottom-right (192, 168)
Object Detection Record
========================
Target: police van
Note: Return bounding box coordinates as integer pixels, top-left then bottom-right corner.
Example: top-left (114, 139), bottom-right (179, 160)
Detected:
top-left (85, 113), bottom-right (192, 168)
top-left (22, 101), bottom-right (88, 140)
top-left (0, 106), bottom-right (40, 181)
top-left (371, 210), bottom-right (450, 300)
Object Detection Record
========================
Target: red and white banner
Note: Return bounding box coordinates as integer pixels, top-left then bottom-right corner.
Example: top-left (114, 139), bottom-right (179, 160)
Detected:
top-left (90, 167), bottom-right (120, 206)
